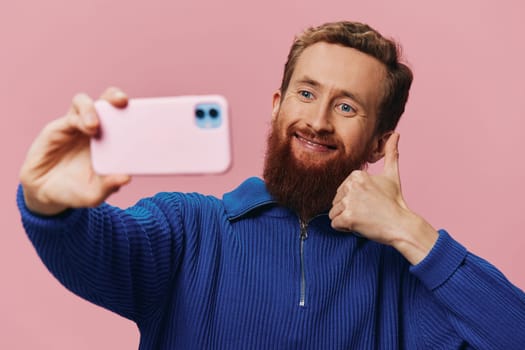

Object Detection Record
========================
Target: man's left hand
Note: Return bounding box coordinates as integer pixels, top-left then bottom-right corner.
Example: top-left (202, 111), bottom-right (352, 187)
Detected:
top-left (329, 133), bottom-right (439, 265)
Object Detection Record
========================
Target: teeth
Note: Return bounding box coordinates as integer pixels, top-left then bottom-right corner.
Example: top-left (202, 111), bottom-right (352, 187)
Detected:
top-left (307, 139), bottom-right (323, 147)
top-left (299, 135), bottom-right (327, 148)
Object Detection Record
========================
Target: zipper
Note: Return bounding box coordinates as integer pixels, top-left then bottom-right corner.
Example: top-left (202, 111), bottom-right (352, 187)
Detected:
top-left (299, 220), bottom-right (308, 307)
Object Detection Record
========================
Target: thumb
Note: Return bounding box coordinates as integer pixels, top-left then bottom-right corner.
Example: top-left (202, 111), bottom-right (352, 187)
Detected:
top-left (103, 174), bottom-right (132, 189)
top-left (99, 174), bottom-right (132, 199)
top-left (382, 132), bottom-right (400, 180)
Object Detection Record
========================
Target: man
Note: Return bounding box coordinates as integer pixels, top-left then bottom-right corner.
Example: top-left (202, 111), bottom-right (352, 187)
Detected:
top-left (17, 21), bottom-right (525, 349)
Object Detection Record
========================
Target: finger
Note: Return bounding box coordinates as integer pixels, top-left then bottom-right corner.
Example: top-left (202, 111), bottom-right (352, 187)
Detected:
top-left (332, 183), bottom-right (350, 205)
top-left (332, 170), bottom-right (366, 205)
top-left (99, 86), bottom-right (128, 108)
top-left (330, 212), bottom-right (352, 232)
top-left (328, 201), bottom-right (343, 220)
top-left (332, 173), bottom-right (353, 205)
top-left (382, 132), bottom-right (400, 179)
top-left (71, 93), bottom-right (100, 135)
top-left (332, 187), bottom-right (344, 205)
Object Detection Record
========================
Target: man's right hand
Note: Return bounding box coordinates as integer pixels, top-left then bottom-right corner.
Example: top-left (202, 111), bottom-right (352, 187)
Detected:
top-left (19, 87), bottom-right (132, 216)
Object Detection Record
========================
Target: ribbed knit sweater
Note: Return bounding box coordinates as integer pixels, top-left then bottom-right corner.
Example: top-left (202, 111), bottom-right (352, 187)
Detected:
top-left (17, 177), bottom-right (525, 349)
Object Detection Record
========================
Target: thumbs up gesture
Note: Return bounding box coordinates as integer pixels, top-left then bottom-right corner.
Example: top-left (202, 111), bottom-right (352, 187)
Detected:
top-left (329, 133), bottom-right (438, 265)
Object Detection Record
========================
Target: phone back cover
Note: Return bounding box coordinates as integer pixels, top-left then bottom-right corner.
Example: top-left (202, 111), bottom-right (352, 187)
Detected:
top-left (91, 95), bottom-right (231, 175)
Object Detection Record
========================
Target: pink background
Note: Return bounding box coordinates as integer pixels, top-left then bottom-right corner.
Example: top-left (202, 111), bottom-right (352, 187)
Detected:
top-left (1, 0), bottom-right (524, 348)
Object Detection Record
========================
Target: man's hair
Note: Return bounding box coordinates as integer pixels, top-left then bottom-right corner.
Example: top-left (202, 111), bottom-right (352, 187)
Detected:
top-left (280, 21), bottom-right (413, 135)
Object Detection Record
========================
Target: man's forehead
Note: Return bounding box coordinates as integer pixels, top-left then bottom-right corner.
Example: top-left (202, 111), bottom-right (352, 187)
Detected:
top-left (290, 42), bottom-right (386, 110)
top-left (292, 42), bottom-right (386, 84)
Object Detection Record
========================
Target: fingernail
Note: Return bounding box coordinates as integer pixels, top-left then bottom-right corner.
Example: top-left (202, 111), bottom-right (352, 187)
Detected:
top-left (84, 113), bottom-right (96, 126)
top-left (114, 91), bottom-right (127, 99)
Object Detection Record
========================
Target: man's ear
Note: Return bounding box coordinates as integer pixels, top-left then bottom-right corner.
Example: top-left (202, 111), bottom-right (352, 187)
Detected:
top-left (367, 130), bottom-right (394, 163)
top-left (271, 90), bottom-right (282, 121)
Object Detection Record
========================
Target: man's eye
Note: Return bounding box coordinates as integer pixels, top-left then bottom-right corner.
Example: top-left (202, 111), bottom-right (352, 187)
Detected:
top-left (299, 90), bottom-right (313, 99)
top-left (337, 103), bottom-right (356, 115)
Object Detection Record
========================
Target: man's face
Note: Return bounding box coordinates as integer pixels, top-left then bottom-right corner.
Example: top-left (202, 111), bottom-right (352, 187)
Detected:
top-left (263, 42), bottom-right (388, 219)
top-left (273, 42), bottom-right (387, 166)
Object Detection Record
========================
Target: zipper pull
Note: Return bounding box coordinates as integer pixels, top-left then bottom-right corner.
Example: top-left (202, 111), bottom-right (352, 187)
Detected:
top-left (300, 220), bottom-right (308, 240)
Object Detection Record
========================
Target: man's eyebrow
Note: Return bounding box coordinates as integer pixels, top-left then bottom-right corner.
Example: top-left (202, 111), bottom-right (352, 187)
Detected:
top-left (295, 76), bottom-right (367, 108)
top-left (295, 76), bottom-right (321, 88)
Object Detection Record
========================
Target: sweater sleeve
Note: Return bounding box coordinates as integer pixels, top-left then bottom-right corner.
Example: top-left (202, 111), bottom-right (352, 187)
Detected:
top-left (16, 185), bottom-right (185, 324)
top-left (410, 229), bottom-right (525, 349)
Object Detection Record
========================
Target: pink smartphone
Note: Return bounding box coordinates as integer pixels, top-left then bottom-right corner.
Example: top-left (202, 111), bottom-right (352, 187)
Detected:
top-left (90, 95), bottom-right (231, 175)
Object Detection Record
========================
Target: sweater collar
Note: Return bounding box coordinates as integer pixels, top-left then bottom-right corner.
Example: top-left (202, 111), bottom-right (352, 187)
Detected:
top-left (222, 177), bottom-right (334, 224)
top-left (222, 177), bottom-right (277, 220)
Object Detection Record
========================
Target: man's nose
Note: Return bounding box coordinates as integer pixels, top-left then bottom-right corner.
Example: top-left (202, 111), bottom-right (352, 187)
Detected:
top-left (306, 102), bottom-right (334, 133)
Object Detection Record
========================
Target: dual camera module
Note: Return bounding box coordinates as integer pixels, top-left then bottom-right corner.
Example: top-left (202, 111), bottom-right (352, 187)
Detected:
top-left (194, 103), bottom-right (222, 129)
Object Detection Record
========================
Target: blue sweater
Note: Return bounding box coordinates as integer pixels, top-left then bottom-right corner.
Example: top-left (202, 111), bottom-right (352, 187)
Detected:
top-left (17, 177), bottom-right (525, 349)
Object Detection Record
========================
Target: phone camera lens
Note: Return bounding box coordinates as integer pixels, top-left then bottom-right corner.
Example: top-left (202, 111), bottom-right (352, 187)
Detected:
top-left (209, 108), bottom-right (219, 118)
top-left (196, 109), bottom-right (205, 119)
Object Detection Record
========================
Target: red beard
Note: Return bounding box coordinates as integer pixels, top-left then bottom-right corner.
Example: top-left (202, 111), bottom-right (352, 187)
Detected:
top-left (263, 121), bottom-right (370, 221)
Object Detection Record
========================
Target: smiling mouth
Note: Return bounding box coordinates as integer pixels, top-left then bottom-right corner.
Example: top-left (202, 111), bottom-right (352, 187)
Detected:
top-left (294, 132), bottom-right (337, 151)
